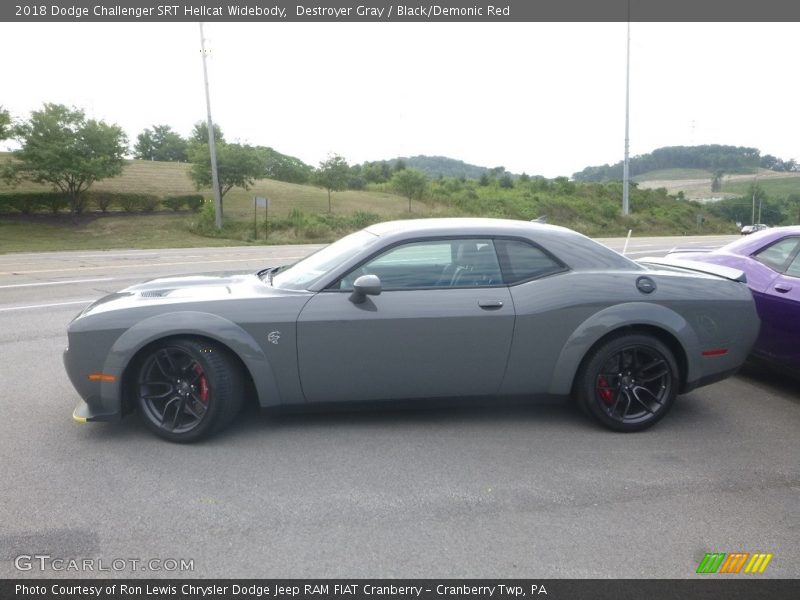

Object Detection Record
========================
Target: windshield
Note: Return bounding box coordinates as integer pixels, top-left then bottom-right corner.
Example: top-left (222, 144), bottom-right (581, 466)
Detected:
top-left (271, 229), bottom-right (379, 290)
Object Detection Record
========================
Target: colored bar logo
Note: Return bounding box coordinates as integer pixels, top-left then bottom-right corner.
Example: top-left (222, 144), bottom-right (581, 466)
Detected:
top-left (696, 552), bottom-right (773, 574)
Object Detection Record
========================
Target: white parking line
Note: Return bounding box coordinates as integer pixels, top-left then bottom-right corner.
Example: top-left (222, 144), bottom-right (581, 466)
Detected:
top-left (0, 299), bottom-right (95, 313)
top-left (0, 277), bottom-right (115, 289)
top-left (0, 256), bottom-right (306, 276)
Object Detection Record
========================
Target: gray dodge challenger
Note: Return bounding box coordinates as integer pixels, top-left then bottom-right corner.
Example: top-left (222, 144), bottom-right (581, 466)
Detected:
top-left (65, 218), bottom-right (760, 442)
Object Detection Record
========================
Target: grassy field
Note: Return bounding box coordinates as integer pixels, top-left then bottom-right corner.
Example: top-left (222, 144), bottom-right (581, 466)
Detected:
top-left (0, 155), bottom-right (745, 254)
top-left (721, 174), bottom-right (800, 197)
top-left (632, 168), bottom-right (713, 182)
top-left (635, 168), bottom-right (800, 200)
top-left (0, 156), bottom-right (438, 253)
top-left (0, 154), bottom-right (424, 218)
top-left (0, 214), bottom-right (242, 253)
top-left (219, 180), bottom-right (425, 220)
top-left (0, 154), bottom-right (197, 196)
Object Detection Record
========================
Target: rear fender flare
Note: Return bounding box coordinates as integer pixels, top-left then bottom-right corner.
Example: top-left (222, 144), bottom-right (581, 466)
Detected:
top-left (548, 302), bottom-right (700, 395)
top-left (100, 311), bottom-right (279, 408)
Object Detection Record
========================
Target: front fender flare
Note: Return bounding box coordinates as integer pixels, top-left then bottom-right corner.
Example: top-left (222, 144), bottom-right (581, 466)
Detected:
top-left (548, 302), bottom-right (700, 395)
top-left (98, 311), bottom-right (279, 409)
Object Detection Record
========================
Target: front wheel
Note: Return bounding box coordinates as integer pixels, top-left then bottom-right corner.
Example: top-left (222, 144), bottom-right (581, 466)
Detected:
top-left (136, 337), bottom-right (244, 442)
top-left (575, 334), bottom-right (679, 432)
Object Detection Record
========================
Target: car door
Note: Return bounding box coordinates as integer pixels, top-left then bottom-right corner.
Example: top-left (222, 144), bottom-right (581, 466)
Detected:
top-left (296, 238), bottom-right (515, 403)
top-left (750, 236), bottom-right (800, 367)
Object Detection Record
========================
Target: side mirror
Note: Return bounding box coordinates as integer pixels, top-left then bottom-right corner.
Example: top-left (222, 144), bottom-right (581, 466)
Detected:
top-left (349, 274), bottom-right (381, 304)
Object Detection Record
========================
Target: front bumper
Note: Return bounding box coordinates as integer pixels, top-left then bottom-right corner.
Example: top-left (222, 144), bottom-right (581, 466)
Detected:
top-left (65, 340), bottom-right (124, 423)
top-left (72, 399), bottom-right (121, 423)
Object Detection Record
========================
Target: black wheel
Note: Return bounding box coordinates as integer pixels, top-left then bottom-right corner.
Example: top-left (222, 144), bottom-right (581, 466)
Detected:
top-left (575, 334), bottom-right (678, 432)
top-left (136, 337), bottom-right (243, 442)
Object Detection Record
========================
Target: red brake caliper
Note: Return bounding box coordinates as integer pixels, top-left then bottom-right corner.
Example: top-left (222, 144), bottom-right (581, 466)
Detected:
top-left (194, 365), bottom-right (209, 405)
top-left (597, 376), bottom-right (614, 405)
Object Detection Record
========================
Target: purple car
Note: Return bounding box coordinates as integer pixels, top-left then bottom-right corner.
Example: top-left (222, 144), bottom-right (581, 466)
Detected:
top-left (668, 226), bottom-right (800, 376)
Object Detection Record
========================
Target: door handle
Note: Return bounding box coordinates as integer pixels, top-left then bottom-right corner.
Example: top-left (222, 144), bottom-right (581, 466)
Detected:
top-left (478, 300), bottom-right (504, 309)
top-left (774, 283), bottom-right (792, 293)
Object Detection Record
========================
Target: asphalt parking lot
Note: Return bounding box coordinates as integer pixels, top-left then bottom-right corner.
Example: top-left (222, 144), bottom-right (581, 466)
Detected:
top-left (0, 237), bottom-right (797, 578)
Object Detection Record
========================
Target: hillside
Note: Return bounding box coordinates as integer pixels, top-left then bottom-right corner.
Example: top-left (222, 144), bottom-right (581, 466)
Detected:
top-left (573, 145), bottom-right (766, 182)
top-left (635, 168), bottom-right (800, 201)
top-left (0, 154), bottom-right (749, 253)
top-left (391, 155), bottom-right (492, 179)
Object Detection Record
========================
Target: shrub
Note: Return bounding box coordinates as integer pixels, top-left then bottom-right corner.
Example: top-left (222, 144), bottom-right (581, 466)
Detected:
top-left (349, 210), bottom-right (380, 229)
top-left (40, 194), bottom-right (70, 214)
top-left (162, 194), bottom-right (204, 212)
top-left (162, 196), bottom-right (185, 211)
top-left (287, 207), bottom-right (309, 237)
top-left (303, 223), bottom-right (332, 239)
top-left (0, 192), bottom-right (69, 214)
top-left (184, 195), bottom-right (204, 212)
top-left (87, 192), bottom-right (115, 212)
top-left (116, 193), bottom-right (161, 212)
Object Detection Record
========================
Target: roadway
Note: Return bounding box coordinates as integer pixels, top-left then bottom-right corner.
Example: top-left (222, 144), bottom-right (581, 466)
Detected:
top-left (0, 234), bottom-right (797, 579)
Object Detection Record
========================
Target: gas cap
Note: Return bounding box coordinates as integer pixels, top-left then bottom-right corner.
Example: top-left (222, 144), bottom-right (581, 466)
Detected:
top-left (636, 276), bottom-right (657, 294)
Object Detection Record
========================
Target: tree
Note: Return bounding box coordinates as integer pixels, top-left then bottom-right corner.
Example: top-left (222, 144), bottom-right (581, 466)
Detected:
top-left (391, 169), bottom-right (428, 212)
top-left (361, 161), bottom-right (393, 183)
top-left (711, 170), bottom-right (724, 193)
top-left (314, 154), bottom-right (349, 212)
top-left (189, 141), bottom-right (262, 217)
top-left (134, 125), bottom-right (188, 162)
top-left (190, 121), bottom-right (224, 145)
top-left (4, 103), bottom-right (127, 215)
top-left (0, 106), bottom-right (11, 141)
top-left (258, 147), bottom-right (312, 184)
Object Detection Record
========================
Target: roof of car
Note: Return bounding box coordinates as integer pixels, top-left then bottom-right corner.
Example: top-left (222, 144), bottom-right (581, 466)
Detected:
top-left (366, 217), bottom-right (568, 237)
top-left (725, 225), bottom-right (800, 254)
top-left (364, 218), bottom-right (639, 271)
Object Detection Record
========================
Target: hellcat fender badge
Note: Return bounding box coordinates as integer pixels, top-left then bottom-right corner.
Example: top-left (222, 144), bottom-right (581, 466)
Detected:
top-left (268, 331), bottom-right (281, 344)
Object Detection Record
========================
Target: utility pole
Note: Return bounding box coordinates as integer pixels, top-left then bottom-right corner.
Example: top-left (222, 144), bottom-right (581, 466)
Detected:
top-left (751, 166), bottom-right (759, 225)
top-left (622, 12), bottom-right (631, 216)
top-left (200, 22), bottom-right (223, 230)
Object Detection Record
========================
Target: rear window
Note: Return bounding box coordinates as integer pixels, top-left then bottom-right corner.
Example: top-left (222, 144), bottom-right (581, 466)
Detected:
top-left (753, 237), bottom-right (800, 272)
top-left (785, 253), bottom-right (800, 278)
top-left (496, 239), bottom-right (565, 284)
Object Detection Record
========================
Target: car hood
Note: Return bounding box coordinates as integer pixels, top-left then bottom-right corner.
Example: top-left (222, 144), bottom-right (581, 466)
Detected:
top-left (76, 270), bottom-right (305, 318)
top-left (125, 271), bottom-right (261, 297)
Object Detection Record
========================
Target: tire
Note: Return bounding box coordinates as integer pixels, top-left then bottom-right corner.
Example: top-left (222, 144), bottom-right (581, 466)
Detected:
top-left (575, 334), bottom-right (678, 432)
top-left (135, 337), bottom-right (244, 442)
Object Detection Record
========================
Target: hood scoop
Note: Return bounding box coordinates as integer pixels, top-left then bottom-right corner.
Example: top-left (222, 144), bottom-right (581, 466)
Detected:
top-left (140, 290), bottom-right (170, 298)
top-left (136, 284), bottom-right (233, 301)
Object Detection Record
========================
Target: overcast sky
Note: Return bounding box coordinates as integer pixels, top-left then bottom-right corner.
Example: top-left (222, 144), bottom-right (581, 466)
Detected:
top-left (1, 21), bottom-right (798, 177)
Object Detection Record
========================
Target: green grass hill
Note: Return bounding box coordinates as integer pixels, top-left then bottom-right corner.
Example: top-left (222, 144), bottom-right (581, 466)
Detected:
top-left (0, 154), bottom-right (746, 253)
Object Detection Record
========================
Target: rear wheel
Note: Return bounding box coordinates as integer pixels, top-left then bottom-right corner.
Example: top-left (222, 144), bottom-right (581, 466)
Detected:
top-left (576, 334), bottom-right (678, 432)
top-left (136, 337), bottom-right (243, 442)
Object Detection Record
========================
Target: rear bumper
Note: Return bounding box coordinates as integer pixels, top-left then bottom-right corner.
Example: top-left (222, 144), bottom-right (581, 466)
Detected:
top-left (681, 366), bottom-right (740, 394)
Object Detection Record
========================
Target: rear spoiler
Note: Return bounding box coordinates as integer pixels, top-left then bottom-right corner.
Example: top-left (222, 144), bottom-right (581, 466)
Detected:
top-left (638, 256), bottom-right (747, 283)
top-left (666, 247), bottom-right (717, 254)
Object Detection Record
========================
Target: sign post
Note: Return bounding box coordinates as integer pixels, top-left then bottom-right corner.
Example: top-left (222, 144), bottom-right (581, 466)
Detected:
top-left (254, 196), bottom-right (269, 241)
top-left (253, 197), bottom-right (258, 239)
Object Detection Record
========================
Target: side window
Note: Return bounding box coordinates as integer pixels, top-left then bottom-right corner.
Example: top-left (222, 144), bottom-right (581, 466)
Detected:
top-left (496, 239), bottom-right (565, 284)
top-left (753, 237), bottom-right (800, 273)
top-left (338, 239), bottom-right (503, 290)
top-left (368, 241), bottom-right (451, 267)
